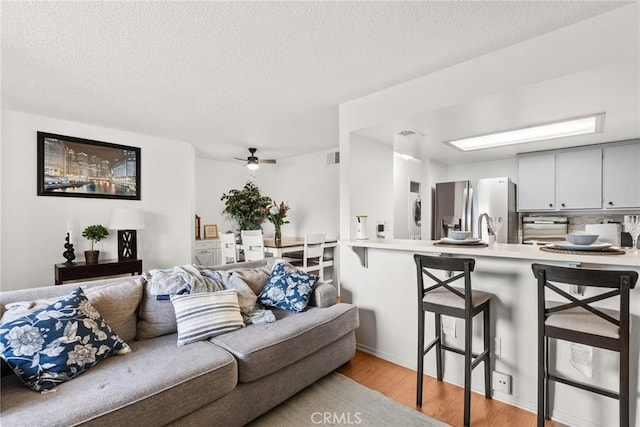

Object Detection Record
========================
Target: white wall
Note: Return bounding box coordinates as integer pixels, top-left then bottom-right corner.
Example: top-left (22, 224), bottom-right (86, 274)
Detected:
top-left (258, 149), bottom-right (340, 239)
top-left (446, 158), bottom-right (517, 185)
top-left (349, 134), bottom-right (393, 240)
top-left (1, 110), bottom-right (195, 290)
top-left (195, 157), bottom-right (250, 235)
top-left (195, 148), bottom-right (340, 240)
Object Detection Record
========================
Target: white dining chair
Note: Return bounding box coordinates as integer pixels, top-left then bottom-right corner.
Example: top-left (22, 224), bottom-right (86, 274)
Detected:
top-left (290, 233), bottom-right (326, 281)
top-left (219, 232), bottom-right (238, 264)
top-left (241, 230), bottom-right (266, 261)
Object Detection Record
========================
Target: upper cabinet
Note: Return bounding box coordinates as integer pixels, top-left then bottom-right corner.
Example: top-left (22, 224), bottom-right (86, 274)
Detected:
top-left (517, 140), bottom-right (640, 212)
top-left (517, 153), bottom-right (556, 211)
top-left (556, 148), bottom-right (602, 210)
top-left (602, 142), bottom-right (640, 209)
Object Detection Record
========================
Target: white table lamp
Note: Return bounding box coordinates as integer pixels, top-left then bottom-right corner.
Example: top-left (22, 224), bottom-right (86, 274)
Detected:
top-left (109, 208), bottom-right (145, 260)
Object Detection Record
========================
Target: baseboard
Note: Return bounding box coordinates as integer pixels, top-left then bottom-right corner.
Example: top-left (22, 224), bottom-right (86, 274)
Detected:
top-left (354, 344), bottom-right (604, 427)
top-left (355, 343), bottom-right (416, 370)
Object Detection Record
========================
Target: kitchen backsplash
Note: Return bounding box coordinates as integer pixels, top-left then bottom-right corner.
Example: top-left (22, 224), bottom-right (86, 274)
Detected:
top-left (515, 212), bottom-right (638, 246)
top-left (565, 213), bottom-right (627, 233)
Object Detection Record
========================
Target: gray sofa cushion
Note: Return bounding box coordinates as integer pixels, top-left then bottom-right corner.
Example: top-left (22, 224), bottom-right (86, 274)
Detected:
top-left (169, 331), bottom-right (357, 427)
top-left (0, 334), bottom-right (237, 427)
top-left (0, 278), bottom-right (143, 342)
top-left (211, 303), bottom-right (359, 383)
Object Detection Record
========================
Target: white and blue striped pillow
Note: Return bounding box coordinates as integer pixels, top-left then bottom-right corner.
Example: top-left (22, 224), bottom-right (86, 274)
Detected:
top-left (170, 290), bottom-right (244, 346)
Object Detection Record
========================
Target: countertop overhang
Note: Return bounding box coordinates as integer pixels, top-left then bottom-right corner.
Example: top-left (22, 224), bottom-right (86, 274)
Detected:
top-left (340, 238), bottom-right (640, 268)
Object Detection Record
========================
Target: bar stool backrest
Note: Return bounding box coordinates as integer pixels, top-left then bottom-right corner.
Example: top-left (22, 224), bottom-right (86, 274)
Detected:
top-left (414, 254), bottom-right (476, 311)
top-left (531, 263), bottom-right (638, 342)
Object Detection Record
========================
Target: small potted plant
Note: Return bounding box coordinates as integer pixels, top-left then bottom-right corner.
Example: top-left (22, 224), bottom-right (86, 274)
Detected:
top-left (82, 224), bottom-right (109, 264)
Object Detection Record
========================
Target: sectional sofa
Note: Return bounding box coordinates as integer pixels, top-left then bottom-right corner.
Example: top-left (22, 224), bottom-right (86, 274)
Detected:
top-left (0, 259), bottom-right (359, 426)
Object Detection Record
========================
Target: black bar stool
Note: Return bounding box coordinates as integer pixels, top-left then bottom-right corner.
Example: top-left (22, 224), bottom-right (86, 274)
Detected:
top-left (531, 264), bottom-right (638, 427)
top-left (414, 254), bottom-right (493, 426)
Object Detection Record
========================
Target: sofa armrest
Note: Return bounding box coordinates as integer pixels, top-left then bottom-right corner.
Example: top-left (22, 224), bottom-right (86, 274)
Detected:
top-left (309, 282), bottom-right (337, 308)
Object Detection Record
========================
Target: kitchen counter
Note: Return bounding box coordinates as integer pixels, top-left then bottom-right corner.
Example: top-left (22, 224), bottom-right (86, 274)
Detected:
top-left (340, 238), bottom-right (640, 268)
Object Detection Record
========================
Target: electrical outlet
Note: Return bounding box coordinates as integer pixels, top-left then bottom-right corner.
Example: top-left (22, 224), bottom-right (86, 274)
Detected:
top-left (493, 338), bottom-right (501, 356)
top-left (493, 371), bottom-right (511, 394)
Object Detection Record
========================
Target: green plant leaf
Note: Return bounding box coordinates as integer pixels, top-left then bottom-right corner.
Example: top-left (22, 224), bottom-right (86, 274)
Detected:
top-left (82, 224), bottom-right (109, 250)
top-left (221, 181), bottom-right (271, 230)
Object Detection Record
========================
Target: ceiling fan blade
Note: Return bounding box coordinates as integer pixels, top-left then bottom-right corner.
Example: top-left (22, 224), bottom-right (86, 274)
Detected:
top-left (233, 157), bottom-right (247, 161)
top-left (258, 159), bottom-right (277, 164)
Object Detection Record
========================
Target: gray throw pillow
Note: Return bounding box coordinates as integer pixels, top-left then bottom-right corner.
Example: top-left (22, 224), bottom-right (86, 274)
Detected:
top-left (136, 281), bottom-right (178, 340)
top-left (230, 267), bottom-right (271, 296)
top-left (225, 274), bottom-right (258, 315)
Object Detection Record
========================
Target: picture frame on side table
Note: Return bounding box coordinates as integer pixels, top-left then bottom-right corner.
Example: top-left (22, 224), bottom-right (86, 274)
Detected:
top-left (195, 215), bottom-right (201, 240)
top-left (204, 224), bottom-right (219, 239)
top-left (37, 132), bottom-right (141, 200)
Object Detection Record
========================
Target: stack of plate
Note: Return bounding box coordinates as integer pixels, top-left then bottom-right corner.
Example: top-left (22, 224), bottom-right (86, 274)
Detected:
top-left (440, 237), bottom-right (483, 245)
top-left (550, 241), bottom-right (614, 251)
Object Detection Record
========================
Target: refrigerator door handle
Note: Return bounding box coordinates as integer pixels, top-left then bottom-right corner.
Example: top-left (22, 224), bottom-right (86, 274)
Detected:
top-left (462, 187), bottom-right (468, 231)
top-left (468, 187), bottom-right (473, 232)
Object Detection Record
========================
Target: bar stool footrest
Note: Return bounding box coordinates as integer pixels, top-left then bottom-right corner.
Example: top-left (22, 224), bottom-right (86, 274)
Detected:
top-left (471, 349), bottom-right (490, 369)
top-left (423, 336), bottom-right (441, 356)
top-left (548, 374), bottom-right (619, 400)
top-left (441, 343), bottom-right (484, 362)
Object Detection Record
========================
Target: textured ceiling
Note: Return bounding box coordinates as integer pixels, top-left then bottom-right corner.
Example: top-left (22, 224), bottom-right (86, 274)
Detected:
top-left (1, 1), bottom-right (631, 161)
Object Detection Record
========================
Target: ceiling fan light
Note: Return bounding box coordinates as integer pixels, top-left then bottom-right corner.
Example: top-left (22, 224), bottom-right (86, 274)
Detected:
top-left (246, 161), bottom-right (259, 171)
top-left (446, 113), bottom-right (605, 151)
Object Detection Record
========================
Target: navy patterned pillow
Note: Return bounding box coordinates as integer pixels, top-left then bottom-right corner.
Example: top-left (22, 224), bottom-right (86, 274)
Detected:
top-left (259, 262), bottom-right (319, 312)
top-left (0, 287), bottom-right (131, 392)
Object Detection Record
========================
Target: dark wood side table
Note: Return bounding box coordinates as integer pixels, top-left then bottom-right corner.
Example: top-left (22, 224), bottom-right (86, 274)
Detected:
top-left (55, 259), bottom-right (143, 285)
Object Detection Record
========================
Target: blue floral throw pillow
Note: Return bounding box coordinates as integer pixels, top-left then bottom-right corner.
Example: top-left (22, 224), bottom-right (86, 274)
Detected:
top-left (259, 262), bottom-right (319, 312)
top-left (0, 287), bottom-right (131, 392)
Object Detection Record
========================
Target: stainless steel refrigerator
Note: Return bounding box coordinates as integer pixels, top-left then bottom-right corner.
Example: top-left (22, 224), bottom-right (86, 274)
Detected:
top-left (476, 177), bottom-right (518, 243)
top-left (433, 180), bottom-right (473, 240)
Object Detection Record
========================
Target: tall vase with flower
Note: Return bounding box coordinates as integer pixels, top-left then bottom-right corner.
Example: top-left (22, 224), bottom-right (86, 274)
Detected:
top-left (265, 200), bottom-right (290, 245)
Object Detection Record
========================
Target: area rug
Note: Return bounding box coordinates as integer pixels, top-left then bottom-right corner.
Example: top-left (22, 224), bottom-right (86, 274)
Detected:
top-left (247, 372), bottom-right (449, 427)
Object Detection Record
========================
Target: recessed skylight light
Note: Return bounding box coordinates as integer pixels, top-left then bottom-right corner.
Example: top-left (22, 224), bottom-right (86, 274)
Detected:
top-left (446, 114), bottom-right (605, 151)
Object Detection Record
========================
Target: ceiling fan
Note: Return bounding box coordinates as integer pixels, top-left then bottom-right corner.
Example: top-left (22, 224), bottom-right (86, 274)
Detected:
top-left (234, 147), bottom-right (277, 170)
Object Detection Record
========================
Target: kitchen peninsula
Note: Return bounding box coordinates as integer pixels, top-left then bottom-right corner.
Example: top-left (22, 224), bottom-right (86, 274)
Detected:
top-left (338, 239), bottom-right (640, 427)
top-left (342, 238), bottom-right (640, 268)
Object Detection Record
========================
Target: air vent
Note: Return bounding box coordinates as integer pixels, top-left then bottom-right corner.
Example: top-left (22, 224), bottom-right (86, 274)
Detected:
top-left (327, 151), bottom-right (340, 165)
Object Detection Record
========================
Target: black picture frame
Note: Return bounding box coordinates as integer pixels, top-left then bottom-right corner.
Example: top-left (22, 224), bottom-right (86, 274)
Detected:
top-left (37, 132), bottom-right (141, 200)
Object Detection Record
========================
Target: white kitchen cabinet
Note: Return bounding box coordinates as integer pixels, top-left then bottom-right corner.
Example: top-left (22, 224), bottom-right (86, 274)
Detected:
top-left (602, 142), bottom-right (640, 209)
top-left (517, 153), bottom-right (556, 211)
top-left (193, 239), bottom-right (221, 266)
top-left (556, 148), bottom-right (602, 210)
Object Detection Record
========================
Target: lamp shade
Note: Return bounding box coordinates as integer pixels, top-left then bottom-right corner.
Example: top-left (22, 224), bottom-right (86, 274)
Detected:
top-left (109, 208), bottom-right (145, 230)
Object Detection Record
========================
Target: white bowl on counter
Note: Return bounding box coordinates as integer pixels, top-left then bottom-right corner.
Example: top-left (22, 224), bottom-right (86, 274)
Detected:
top-left (449, 231), bottom-right (471, 240)
top-left (567, 233), bottom-right (599, 245)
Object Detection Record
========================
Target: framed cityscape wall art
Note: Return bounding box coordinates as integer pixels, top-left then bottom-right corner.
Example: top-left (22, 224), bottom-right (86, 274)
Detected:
top-left (37, 132), bottom-right (141, 200)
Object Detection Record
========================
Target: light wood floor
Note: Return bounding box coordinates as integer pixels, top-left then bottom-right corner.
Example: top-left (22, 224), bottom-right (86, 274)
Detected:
top-left (338, 350), bottom-right (565, 427)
